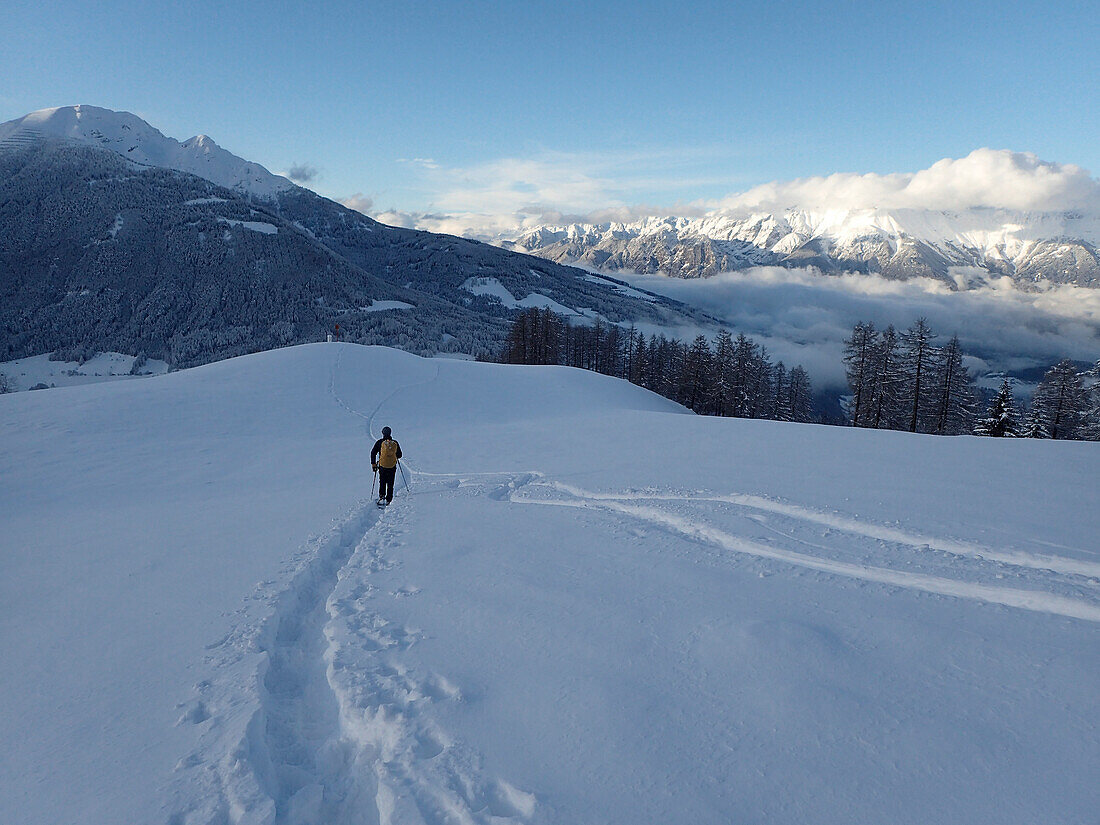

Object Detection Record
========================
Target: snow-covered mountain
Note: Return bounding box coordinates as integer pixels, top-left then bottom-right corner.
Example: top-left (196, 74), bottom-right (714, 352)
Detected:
top-left (0, 106), bottom-right (712, 367)
top-left (2, 342), bottom-right (1098, 824)
top-left (0, 105), bottom-right (294, 200)
top-left (504, 207), bottom-right (1100, 287)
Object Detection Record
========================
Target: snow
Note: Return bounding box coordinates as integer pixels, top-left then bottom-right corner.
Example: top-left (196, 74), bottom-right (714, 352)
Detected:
top-left (1, 343), bottom-right (1097, 825)
top-left (513, 206), bottom-right (1100, 262)
top-left (461, 276), bottom-right (520, 303)
top-left (363, 299), bottom-right (416, 312)
top-left (460, 276), bottom-right (579, 316)
top-left (0, 352), bottom-right (169, 392)
top-left (218, 217), bottom-right (279, 234)
top-left (583, 273), bottom-right (658, 301)
top-left (0, 105), bottom-right (295, 200)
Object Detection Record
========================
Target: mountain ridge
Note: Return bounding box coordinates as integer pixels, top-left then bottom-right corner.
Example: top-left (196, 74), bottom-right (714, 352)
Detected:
top-left (0, 106), bottom-right (715, 368)
top-left (500, 206), bottom-right (1100, 288)
top-left (0, 104), bottom-right (296, 200)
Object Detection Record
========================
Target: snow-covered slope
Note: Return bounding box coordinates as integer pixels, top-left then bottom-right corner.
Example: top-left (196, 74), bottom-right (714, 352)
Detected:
top-left (0, 105), bottom-right (294, 199)
top-left (1, 343), bottom-right (1097, 824)
top-left (506, 208), bottom-right (1100, 287)
top-left (0, 352), bottom-right (168, 392)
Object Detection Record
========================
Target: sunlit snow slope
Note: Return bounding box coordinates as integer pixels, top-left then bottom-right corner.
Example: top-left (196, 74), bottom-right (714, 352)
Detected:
top-left (0, 105), bottom-right (293, 199)
top-left (1, 344), bottom-right (1097, 825)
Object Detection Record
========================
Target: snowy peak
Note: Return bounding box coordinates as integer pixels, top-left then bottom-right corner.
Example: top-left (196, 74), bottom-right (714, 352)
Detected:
top-left (0, 105), bottom-right (295, 200)
top-left (507, 206), bottom-right (1100, 288)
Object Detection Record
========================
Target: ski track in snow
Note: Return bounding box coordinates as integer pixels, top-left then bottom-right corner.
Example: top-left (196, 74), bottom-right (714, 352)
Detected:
top-left (509, 481), bottom-right (1100, 624)
top-left (329, 346), bottom-right (442, 444)
top-left (547, 484), bottom-right (1100, 580)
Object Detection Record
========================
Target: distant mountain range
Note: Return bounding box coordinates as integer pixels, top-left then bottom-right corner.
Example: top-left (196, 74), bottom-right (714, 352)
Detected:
top-left (500, 208), bottom-right (1100, 288)
top-left (0, 106), bottom-right (711, 367)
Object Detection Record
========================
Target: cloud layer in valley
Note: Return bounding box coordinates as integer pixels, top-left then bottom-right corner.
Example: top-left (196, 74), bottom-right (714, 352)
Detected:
top-left (615, 267), bottom-right (1100, 391)
top-left (332, 149), bottom-right (1100, 392)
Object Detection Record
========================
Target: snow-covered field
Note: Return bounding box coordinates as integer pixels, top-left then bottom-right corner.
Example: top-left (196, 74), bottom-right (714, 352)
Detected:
top-left (0, 351), bottom-right (169, 392)
top-left (1, 343), bottom-right (1097, 825)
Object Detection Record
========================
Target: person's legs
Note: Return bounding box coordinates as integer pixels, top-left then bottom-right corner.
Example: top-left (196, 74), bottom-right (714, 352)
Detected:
top-left (379, 467), bottom-right (396, 502)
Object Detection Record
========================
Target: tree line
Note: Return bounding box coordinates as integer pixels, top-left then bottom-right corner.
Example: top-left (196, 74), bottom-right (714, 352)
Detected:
top-left (500, 307), bottom-right (815, 422)
top-left (843, 318), bottom-right (976, 435)
top-left (845, 318), bottom-right (1100, 440)
top-left (501, 308), bottom-right (1100, 441)
top-left (976, 361), bottom-right (1100, 440)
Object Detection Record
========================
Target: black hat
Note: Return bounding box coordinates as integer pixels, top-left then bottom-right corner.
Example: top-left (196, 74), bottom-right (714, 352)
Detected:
top-left (382, 426), bottom-right (391, 437)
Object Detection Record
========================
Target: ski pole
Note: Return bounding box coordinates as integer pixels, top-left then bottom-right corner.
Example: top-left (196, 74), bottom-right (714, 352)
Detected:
top-left (371, 468), bottom-right (377, 498)
top-left (398, 461), bottom-right (410, 494)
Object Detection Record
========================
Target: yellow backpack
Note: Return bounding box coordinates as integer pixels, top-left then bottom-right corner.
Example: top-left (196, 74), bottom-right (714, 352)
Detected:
top-left (378, 439), bottom-right (399, 469)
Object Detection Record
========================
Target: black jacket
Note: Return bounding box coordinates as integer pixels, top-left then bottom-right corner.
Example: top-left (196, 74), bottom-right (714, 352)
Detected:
top-left (371, 438), bottom-right (402, 468)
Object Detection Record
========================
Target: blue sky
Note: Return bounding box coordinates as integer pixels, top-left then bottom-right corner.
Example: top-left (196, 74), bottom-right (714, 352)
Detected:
top-left (3, 0), bottom-right (1096, 222)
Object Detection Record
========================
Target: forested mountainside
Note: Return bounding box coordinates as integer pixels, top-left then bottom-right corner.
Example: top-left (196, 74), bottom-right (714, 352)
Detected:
top-left (0, 139), bottom-right (710, 367)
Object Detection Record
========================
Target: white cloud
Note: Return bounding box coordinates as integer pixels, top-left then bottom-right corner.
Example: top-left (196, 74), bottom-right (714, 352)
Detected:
top-left (431, 155), bottom-right (623, 217)
top-left (285, 162), bottom-right (319, 184)
top-left (615, 267), bottom-right (1100, 389)
top-left (397, 157), bottom-right (440, 170)
top-left (349, 147), bottom-right (730, 237)
top-left (339, 193), bottom-right (374, 213)
top-left (355, 148), bottom-right (1100, 239)
top-left (363, 205), bottom-right (688, 240)
top-left (334, 149), bottom-right (1100, 389)
top-left (717, 149), bottom-right (1100, 213)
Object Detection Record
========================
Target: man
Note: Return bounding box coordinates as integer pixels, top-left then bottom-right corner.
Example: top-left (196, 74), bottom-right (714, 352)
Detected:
top-left (371, 426), bottom-right (403, 505)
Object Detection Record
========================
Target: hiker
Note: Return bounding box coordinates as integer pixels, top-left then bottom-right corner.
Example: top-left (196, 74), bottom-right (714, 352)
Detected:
top-left (371, 426), bottom-right (402, 505)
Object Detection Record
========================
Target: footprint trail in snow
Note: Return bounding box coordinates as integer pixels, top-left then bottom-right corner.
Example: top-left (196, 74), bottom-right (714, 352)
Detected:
top-left (167, 499), bottom-right (535, 825)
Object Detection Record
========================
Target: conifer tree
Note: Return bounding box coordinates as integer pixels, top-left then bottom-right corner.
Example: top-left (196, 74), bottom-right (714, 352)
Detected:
top-left (649, 335), bottom-right (679, 399)
top-left (1031, 359), bottom-right (1088, 440)
top-left (626, 328), bottom-right (648, 387)
top-left (679, 335), bottom-right (713, 411)
top-left (1082, 359), bottom-right (1100, 441)
top-left (709, 330), bottom-right (736, 416)
top-left (843, 321), bottom-right (877, 427)
top-left (601, 324), bottom-right (623, 376)
top-left (750, 347), bottom-right (774, 420)
top-left (787, 366), bottom-right (814, 423)
top-left (503, 309), bottom-right (534, 364)
top-left (622, 325), bottom-right (638, 382)
top-left (900, 318), bottom-right (938, 433)
top-left (772, 361), bottom-right (790, 422)
top-left (930, 334), bottom-right (978, 435)
top-left (974, 379), bottom-right (1019, 437)
top-left (729, 333), bottom-right (759, 417)
top-left (869, 325), bottom-right (903, 430)
top-left (1021, 404), bottom-right (1050, 439)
